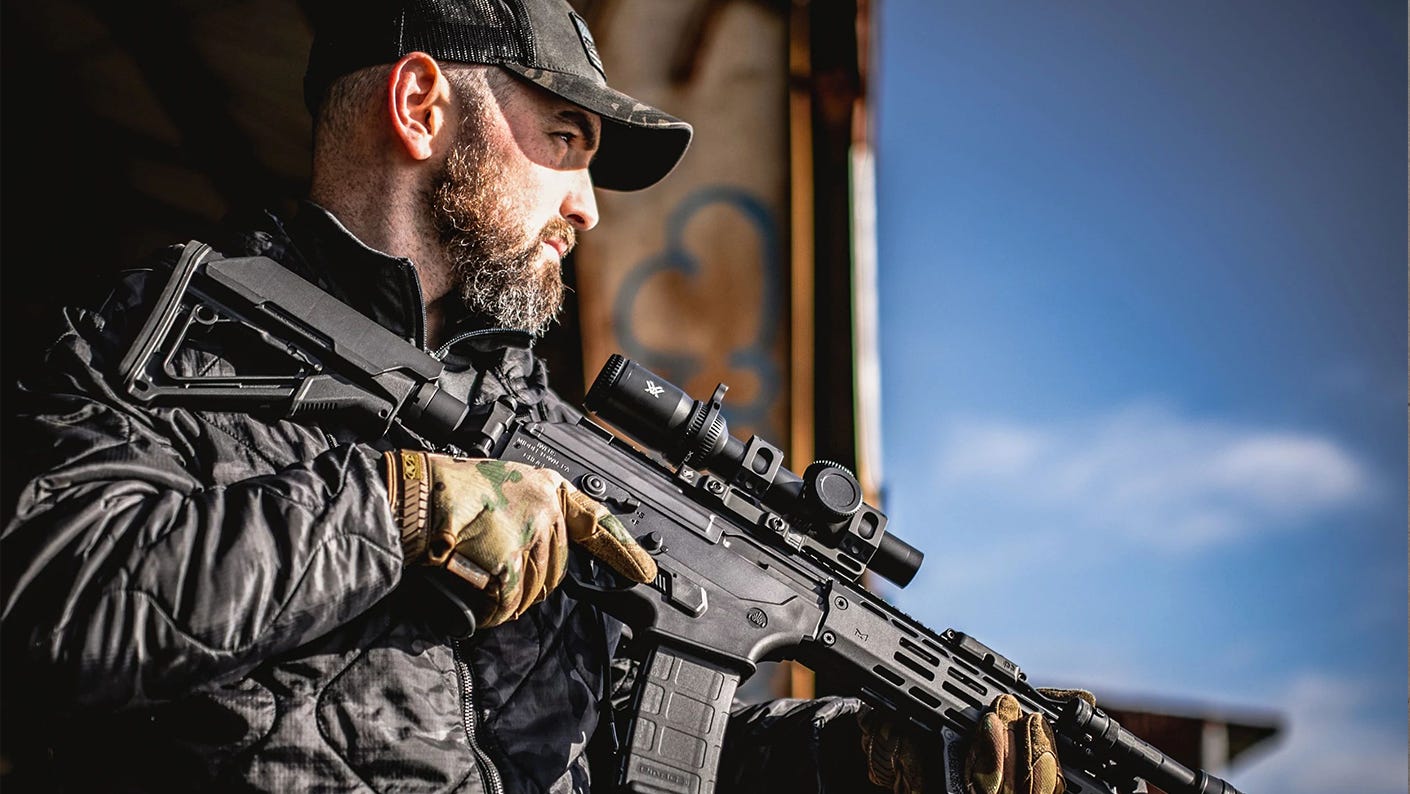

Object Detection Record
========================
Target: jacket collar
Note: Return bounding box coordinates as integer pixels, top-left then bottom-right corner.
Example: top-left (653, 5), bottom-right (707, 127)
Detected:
top-left (220, 202), bottom-right (544, 379)
top-left (281, 201), bottom-right (427, 345)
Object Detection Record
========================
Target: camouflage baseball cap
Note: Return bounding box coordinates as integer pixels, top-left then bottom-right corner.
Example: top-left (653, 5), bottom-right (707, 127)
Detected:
top-left (303, 0), bottom-right (693, 191)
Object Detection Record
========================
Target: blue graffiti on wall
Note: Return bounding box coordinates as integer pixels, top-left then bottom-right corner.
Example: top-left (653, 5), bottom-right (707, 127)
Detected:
top-left (612, 186), bottom-right (783, 434)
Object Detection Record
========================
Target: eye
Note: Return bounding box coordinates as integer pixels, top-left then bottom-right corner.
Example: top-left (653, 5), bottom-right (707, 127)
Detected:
top-left (552, 130), bottom-right (577, 147)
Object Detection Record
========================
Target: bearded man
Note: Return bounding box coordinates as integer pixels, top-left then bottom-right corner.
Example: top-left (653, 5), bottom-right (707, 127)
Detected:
top-left (0, 2), bottom-right (1072, 792)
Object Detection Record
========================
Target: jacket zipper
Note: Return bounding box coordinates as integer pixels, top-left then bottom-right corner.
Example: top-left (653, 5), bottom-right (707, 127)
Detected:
top-left (403, 258), bottom-right (429, 350)
top-left (432, 327), bottom-right (536, 360)
top-left (452, 638), bottom-right (505, 794)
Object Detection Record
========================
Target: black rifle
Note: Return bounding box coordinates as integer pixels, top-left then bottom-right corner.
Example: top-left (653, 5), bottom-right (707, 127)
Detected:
top-left (117, 241), bottom-right (1244, 794)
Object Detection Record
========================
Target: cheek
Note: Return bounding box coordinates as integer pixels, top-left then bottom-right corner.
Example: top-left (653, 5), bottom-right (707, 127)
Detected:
top-left (515, 169), bottom-right (568, 230)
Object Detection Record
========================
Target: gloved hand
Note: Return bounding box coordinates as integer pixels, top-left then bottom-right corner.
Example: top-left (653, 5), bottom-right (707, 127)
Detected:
top-left (384, 450), bottom-right (657, 627)
top-left (858, 688), bottom-right (1095, 794)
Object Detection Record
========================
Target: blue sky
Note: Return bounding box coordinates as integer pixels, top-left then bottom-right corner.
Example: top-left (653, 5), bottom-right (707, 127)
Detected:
top-left (871, 2), bottom-right (1406, 792)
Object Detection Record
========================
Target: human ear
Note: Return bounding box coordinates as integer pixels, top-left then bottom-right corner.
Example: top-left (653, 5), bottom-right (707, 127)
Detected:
top-left (387, 52), bottom-right (450, 161)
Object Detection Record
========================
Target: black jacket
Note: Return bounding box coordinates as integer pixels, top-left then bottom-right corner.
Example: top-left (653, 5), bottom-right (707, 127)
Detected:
top-left (1, 203), bottom-right (877, 794)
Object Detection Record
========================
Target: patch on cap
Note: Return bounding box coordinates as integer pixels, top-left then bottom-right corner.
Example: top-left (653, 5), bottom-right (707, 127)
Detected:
top-left (569, 11), bottom-right (606, 80)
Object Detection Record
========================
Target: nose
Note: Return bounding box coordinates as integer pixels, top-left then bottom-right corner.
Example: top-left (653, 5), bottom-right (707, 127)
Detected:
top-left (561, 169), bottom-right (599, 232)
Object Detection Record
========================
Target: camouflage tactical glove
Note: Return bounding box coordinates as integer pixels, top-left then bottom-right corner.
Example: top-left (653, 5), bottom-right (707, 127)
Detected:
top-left (858, 688), bottom-right (1095, 794)
top-left (384, 450), bottom-right (658, 627)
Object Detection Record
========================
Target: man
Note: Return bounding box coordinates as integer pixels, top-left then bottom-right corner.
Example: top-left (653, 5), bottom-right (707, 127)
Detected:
top-left (0, 1), bottom-right (1073, 792)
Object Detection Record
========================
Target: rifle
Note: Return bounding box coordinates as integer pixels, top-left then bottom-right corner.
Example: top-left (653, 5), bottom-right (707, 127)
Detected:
top-left (117, 241), bottom-right (1244, 794)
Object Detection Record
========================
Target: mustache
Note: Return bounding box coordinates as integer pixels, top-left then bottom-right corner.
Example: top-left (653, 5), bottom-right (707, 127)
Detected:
top-left (539, 217), bottom-right (576, 256)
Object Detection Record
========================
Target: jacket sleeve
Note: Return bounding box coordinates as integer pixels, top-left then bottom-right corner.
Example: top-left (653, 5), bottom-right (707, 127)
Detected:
top-left (1, 273), bottom-right (405, 710)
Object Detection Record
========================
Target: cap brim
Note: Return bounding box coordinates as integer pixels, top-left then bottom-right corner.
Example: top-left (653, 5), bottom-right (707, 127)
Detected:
top-left (503, 65), bottom-right (692, 192)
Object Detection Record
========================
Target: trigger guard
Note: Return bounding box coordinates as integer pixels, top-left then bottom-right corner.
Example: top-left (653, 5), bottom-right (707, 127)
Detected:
top-left (562, 555), bottom-right (636, 599)
top-left (561, 567), bottom-right (600, 599)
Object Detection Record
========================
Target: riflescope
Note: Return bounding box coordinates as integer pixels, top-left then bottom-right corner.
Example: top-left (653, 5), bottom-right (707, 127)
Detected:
top-left (585, 354), bottom-right (923, 588)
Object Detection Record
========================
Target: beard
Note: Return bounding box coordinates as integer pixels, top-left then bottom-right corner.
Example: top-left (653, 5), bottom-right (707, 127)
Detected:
top-left (429, 109), bottom-right (575, 337)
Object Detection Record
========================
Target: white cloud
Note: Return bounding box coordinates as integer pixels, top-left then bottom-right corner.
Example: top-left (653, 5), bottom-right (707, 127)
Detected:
top-left (933, 402), bottom-right (1370, 552)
